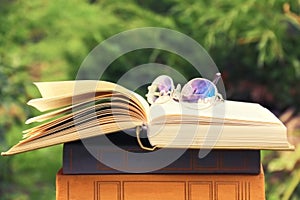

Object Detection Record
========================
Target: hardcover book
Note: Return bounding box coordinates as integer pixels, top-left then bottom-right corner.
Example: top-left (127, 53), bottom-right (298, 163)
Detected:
top-left (56, 166), bottom-right (266, 200)
top-left (1, 79), bottom-right (294, 156)
top-left (63, 132), bottom-right (261, 174)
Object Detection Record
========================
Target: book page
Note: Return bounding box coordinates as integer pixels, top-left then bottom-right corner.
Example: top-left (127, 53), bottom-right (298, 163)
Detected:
top-left (29, 81), bottom-right (150, 122)
top-left (0, 80), bottom-right (153, 156)
top-left (23, 112), bottom-right (142, 144)
top-left (147, 123), bottom-right (293, 150)
top-left (23, 101), bottom-right (143, 136)
top-left (25, 96), bottom-right (145, 124)
top-left (34, 80), bottom-right (118, 98)
top-left (1, 121), bottom-right (143, 156)
top-left (147, 99), bottom-right (293, 150)
top-left (149, 99), bottom-right (283, 125)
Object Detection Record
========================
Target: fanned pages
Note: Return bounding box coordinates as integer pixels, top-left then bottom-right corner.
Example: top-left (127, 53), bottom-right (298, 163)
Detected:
top-left (1, 80), bottom-right (294, 156)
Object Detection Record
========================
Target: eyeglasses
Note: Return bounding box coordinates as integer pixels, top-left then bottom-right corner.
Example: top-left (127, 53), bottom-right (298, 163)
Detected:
top-left (146, 73), bottom-right (223, 108)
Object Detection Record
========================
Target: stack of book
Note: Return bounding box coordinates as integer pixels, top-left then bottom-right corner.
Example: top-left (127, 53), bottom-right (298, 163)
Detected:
top-left (1, 80), bottom-right (294, 200)
top-left (58, 132), bottom-right (265, 200)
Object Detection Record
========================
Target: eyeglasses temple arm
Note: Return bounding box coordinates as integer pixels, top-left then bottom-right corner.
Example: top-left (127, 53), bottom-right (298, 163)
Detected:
top-left (136, 126), bottom-right (157, 151)
top-left (212, 72), bottom-right (221, 85)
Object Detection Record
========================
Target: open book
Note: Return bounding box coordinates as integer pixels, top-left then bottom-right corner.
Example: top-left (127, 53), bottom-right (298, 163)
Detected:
top-left (1, 80), bottom-right (294, 156)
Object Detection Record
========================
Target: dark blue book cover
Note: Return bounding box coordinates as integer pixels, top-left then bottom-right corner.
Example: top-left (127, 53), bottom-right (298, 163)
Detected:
top-left (62, 131), bottom-right (260, 174)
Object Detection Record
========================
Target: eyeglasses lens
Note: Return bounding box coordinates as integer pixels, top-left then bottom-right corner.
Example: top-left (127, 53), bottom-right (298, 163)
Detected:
top-left (148, 75), bottom-right (174, 104)
top-left (181, 79), bottom-right (216, 103)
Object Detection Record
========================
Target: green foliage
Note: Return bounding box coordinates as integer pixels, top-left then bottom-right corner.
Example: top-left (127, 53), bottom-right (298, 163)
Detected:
top-left (262, 145), bottom-right (300, 200)
top-left (0, 0), bottom-right (299, 199)
top-left (171, 0), bottom-right (300, 110)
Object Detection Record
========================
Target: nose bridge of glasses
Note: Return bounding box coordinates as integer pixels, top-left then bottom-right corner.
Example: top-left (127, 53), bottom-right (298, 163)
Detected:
top-left (171, 84), bottom-right (181, 101)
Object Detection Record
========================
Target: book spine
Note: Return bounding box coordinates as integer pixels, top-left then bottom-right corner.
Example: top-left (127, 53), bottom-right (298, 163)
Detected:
top-left (62, 141), bottom-right (260, 174)
top-left (56, 167), bottom-right (266, 200)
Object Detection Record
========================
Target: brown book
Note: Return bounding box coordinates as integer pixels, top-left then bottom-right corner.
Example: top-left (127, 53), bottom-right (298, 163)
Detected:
top-left (56, 166), bottom-right (265, 200)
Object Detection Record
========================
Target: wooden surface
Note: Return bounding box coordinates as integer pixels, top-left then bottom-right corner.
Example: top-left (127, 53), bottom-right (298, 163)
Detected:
top-left (56, 166), bottom-right (265, 200)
